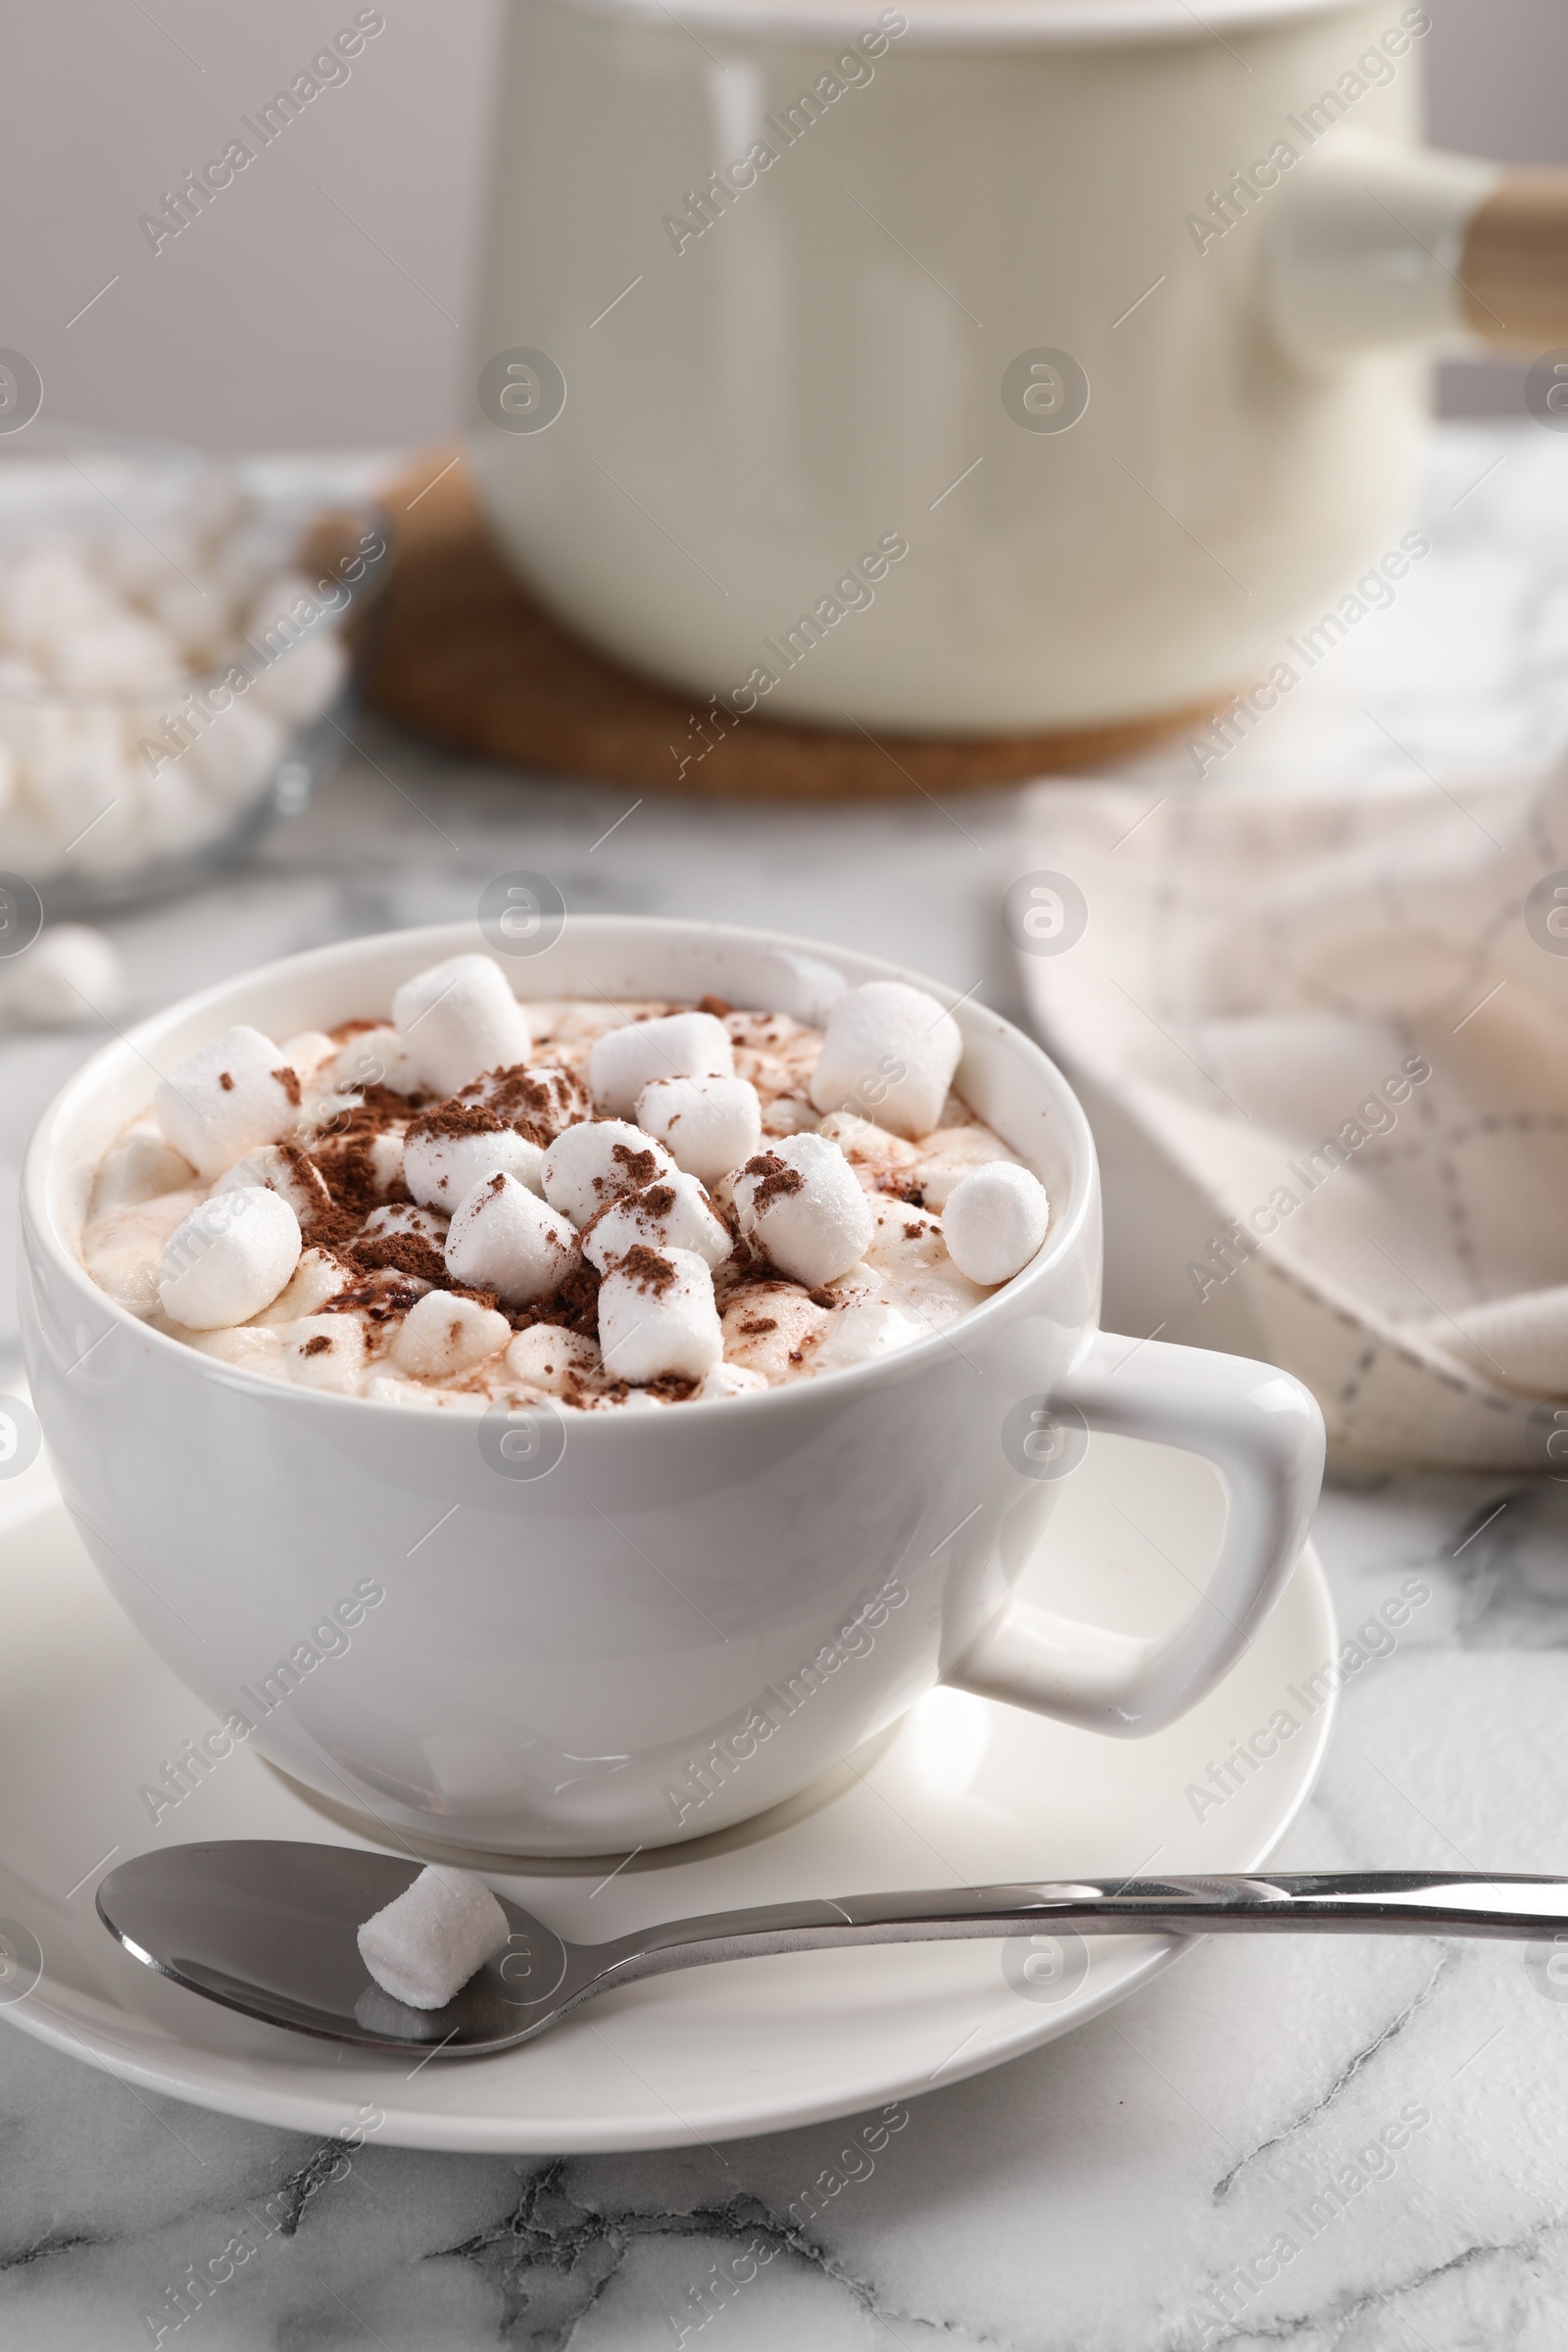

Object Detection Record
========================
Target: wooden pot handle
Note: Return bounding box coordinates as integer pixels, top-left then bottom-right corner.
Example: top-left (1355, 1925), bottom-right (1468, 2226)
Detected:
top-left (1460, 172), bottom-right (1568, 349)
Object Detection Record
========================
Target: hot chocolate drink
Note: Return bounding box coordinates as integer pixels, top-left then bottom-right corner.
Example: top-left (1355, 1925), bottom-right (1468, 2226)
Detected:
top-left (81, 955), bottom-right (1051, 1412)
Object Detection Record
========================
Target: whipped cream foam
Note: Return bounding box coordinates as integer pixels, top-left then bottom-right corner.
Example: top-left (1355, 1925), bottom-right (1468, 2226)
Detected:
top-left (80, 964), bottom-right (1048, 1414)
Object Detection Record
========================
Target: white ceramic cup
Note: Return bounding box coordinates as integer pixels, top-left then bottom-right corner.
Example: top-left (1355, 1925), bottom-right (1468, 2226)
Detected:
top-left (467, 0), bottom-right (1564, 737)
top-left (21, 918), bottom-right (1325, 1855)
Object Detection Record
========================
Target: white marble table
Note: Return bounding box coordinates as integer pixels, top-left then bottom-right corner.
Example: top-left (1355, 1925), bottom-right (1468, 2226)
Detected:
top-left (3, 422), bottom-right (1567, 2349)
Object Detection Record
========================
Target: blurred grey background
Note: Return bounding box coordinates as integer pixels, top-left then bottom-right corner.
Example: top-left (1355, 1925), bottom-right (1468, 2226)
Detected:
top-left (3, 0), bottom-right (1562, 453)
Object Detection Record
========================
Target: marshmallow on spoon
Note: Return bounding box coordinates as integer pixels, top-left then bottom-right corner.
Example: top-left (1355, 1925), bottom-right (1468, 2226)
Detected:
top-left (588, 1011), bottom-right (733, 1118)
top-left (445, 1171), bottom-right (581, 1306)
top-left (158, 1185), bottom-right (302, 1329)
top-left (733, 1133), bottom-right (874, 1287)
top-left (391, 956), bottom-right (531, 1098)
top-left (598, 1246), bottom-right (724, 1384)
top-left (357, 1865), bottom-right (510, 2011)
top-left (634, 1074), bottom-right (761, 1188)
top-left (941, 1162), bottom-right (1051, 1286)
top-left (582, 1171), bottom-right (732, 1273)
top-left (808, 981), bottom-right (963, 1142)
top-left (403, 1106), bottom-right (545, 1210)
top-left (540, 1120), bottom-right (674, 1228)
top-left (154, 1024), bottom-right (302, 1180)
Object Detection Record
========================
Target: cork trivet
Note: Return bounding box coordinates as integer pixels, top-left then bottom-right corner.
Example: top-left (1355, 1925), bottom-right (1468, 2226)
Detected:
top-left (358, 449), bottom-right (1212, 799)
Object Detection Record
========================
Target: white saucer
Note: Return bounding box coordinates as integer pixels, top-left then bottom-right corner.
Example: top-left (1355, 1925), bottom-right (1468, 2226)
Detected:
top-left (0, 1432), bottom-right (1336, 2152)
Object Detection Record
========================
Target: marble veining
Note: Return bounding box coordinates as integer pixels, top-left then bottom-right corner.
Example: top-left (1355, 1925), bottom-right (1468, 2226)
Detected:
top-left (2, 422), bottom-right (1568, 2346)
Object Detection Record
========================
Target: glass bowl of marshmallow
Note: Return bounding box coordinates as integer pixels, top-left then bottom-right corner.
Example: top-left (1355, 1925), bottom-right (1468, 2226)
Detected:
top-left (0, 424), bottom-right (387, 912)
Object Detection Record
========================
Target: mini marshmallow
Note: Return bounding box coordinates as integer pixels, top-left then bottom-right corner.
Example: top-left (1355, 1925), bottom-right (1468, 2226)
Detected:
top-left (812, 1298), bottom-right (927, 1370)
top-left (89, 1125), bottom-right (195, 1216)
top-left (183, 700), bottom-right (286, 808)
top-left (52, 612), bottom-right (179, 693)
top-left (86, 1193), bottom-right (200, 1318)
top-left (320, 1024), bottom-right (422, 1101)
top-left (588, 1011), bottom-right (733, 1118)
top-left (190, 1325), bottom-right (286, 1379)
top-left (284, 1313), bottom-right (367, 1393)
top-left (31, 717), bottom-right (132, 838)
top-left (158, 1185), bottom-right (302, 1330)
top-left (457, 1062), bottom-right (588, 1143)
top-left (0, 542), bottom-right (117, 647)
top-left (392, 1290), bottom-right (512, 1379)
top-left (732, 1133), bottom-right (874, 1287)
top-left (146, 573), bottom-right (227, 662)
top-left (142, 763), bottom-right (221, 858)
top-left (213, 1141), bottom-right (330, 1225)
top-left (505, 1323), bottom-right (600, 1392)
top-left (808, 980), bottom-right (963, 1142)
top-left (942, 1162), bottom-right (1050, 1287)
top-left (541, 1120), bottom-right (674, 1228)
top-left (391, 956), bottom-right (531, 1098)
top-left (598, 1246), bottom-right (723, 1384)
top-left (248, 629), bottom-right (348, 726)
top-left (356, 1865), bottom-right (510, 2011)
top-left (154, 1024), bottom-right (302, 1181)
top-left (278, 1030), bottom-right (337, 1078)
top-left (252, 1246), bottom-right (350, 1327)
top-left (583, 1171), bottom-right (731, 1274)
top-left (634, 1074), bottom-right (761, 1188)
top-left (5, 923), bottom-right (125, 1028)
top-left (445, 1171), bottom-right (580, 1306)
top-left (403, 1108), bottom-right (545, 1211)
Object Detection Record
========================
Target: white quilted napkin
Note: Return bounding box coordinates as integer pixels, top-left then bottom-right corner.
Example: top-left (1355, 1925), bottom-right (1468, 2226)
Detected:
top-left (1013, 762), bottom-right (1568, 1470)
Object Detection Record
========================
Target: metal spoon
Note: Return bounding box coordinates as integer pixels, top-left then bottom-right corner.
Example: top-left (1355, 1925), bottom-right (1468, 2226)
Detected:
top-left (96, 1843), bottom-right (1568, 2058)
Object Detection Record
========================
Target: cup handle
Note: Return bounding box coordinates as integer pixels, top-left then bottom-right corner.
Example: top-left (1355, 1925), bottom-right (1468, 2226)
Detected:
top-left (945, 1333), bottom-right (1325, 1738)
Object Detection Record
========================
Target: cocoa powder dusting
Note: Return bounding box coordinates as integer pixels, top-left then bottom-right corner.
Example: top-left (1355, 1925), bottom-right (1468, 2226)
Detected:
top-left (616, 1244), bottom-right (678, 1296)
top-left (322, 1272), bottom-right (427, 1324)
top-left (609, 1143), bottom-right (661, 1188)
top-left (349, 1233), bottom-right (448, 1287)
top-left (408, 1102), bottom-right (507, 1145)
top-left (460, 1063), bottom-right (583, 1144)
top-left (741, 1152), bottom-right (805, 1210)
top-left (272, 1065), bottom-right (302, 1107)
top-left (507, 1262), bottom-right (601, 1340)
